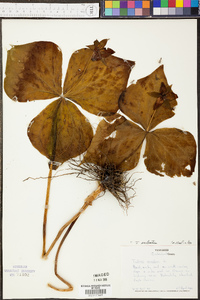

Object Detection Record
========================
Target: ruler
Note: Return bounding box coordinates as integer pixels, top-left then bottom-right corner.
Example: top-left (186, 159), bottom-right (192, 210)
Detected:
top-left (0, 2), bottom-right (99, 18)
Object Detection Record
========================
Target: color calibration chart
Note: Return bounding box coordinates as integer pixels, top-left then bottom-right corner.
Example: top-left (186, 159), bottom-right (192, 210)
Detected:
top-left (103, 0), bottom-right (150, 16)
top-left (102, 0), bottom-right (200, 16)
top-left (153, 0), bottom-right (199, 15)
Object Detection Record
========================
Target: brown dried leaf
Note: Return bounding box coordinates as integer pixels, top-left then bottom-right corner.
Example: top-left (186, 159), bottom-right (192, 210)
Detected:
top-left (63, 46), bottom-right (135, 115)
top-left (83, 64), bottom-right (196, 178)
top-left (28, 97), bottom-right (93, 169)
top-left (83, 117), bottom-right (146, 171)
top-left (119, 65), bottom-right (178, 131)
top-left (144, 128), bottom-right (196, 177)
top-left (4, 41), bottom-right (62, 102)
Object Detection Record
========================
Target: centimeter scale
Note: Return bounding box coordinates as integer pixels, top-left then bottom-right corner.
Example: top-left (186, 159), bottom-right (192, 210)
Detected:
top-left (0, 2), bottom-right (99, 18)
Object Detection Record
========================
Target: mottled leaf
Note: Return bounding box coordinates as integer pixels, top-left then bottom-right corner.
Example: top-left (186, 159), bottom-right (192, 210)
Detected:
top-left (83, 116), bottom-right (146, 171)
top-left (119, 65), bottom-right (178, 131)
top-left (144, 128), bottom-right (196, 177)
top-left (63, 42), bottom-right (135, 115)
top-left (4, 41), bottom-right (62, 102)
top-left (28, 97), bottom-right (93, 169)
top-left (85, 64), bottom-right (196, 177)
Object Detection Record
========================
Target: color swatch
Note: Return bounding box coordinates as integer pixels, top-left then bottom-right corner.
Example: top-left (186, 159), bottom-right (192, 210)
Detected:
top-left (153, 0), bottom-right (199, 15)
top-left (102, 0), bottom-right (200, 16)
top-left (104, 0), bottom-right (151, 16)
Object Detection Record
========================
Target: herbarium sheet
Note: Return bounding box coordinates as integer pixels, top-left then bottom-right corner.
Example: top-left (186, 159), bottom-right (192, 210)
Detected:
top-left (2, 19), bottom-right (198, 299)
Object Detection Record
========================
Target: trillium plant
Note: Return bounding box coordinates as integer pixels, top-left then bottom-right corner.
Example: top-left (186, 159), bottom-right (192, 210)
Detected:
top-left (4, 39), bottom-right (196, 291)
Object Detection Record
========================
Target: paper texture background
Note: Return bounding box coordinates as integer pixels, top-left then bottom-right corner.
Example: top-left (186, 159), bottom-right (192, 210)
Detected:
top-left (2, 19), bottom-right (198, 298)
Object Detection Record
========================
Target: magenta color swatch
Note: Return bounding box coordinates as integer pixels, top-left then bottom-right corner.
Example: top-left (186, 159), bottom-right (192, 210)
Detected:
top-left (184, 0), bottom-right (191, 6)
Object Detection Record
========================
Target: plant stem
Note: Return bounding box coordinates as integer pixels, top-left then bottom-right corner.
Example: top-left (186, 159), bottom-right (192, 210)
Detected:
top-left (42, 162), bottom-right (53, 257)
top-left (43, 184), bottom-right (104, 259)
top-left (48, 219), bottom-right (77, 292)
top-left (47, 184), bottom-right (104, 291)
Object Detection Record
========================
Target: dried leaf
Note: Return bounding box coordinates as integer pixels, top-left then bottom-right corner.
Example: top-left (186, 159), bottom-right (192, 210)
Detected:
top-left (86, 65), bottom-right (196, 177)
top-left (113, 121), bottom-right (146, 171)
top-left (5, 41), bottom-right (196, 179)
top-left (4, 41), bottom-right (62, 102)
top-left (83, 115), bottom-right (126, 166)
top-left (119, 65), bottom-right (178, 131)
top-left (144, 128), bottom-right (196, 177)
top-left (63, 45), bottom-right (135, 115)
top-left (83, 117), bottom-right (146, 171)
top-left (28, 97), bottom-right (93, 169)
top-left (4, 39), bottom-right (134, 116)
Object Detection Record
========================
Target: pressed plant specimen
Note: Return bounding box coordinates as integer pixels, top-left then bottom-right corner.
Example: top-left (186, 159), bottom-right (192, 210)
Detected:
top-left (4, 39), bottom-right (134, 257)
top-left (41, 65), bottom-right (196, 291)
top-left (4, 39), bottom-right (196, 292)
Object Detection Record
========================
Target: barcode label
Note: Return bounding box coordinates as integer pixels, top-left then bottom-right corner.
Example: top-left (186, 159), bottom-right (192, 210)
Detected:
top-left (80, 284), bottom-right (112, 297)
top-left (85, 289), bottom-right (106, 295)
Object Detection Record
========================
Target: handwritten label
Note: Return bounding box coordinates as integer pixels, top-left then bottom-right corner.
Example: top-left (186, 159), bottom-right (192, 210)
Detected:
top-left (121, 245), bottom-right (197, 298)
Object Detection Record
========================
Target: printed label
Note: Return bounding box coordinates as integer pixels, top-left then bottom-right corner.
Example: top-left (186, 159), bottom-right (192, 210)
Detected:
top-left (79, 284), bottom-right (112, 297)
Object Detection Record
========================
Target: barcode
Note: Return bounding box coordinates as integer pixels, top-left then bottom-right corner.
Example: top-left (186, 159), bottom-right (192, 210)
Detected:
top-left (80, 284), bottom-right (111, 297)
top-left (85, 289), bottom-right (106, 295)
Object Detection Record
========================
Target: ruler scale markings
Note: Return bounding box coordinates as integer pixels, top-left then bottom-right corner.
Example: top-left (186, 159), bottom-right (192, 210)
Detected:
top-left (0, 2), bottom-right (99, 18)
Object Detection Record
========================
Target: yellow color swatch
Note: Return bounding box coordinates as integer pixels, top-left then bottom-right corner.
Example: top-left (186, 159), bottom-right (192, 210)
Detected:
top-left (176, 0), bottom-right (183, 6)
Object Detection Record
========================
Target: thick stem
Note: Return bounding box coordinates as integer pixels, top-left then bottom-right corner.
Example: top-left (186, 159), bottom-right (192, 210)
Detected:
top-left (43, 184), bottom-right (104, 259)
top-left (42, 163), bottom-right (53, 257)
top-left (48, 219), bottom-right (77, 292)
top-left (47, 184), bottom-right (104, 291)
